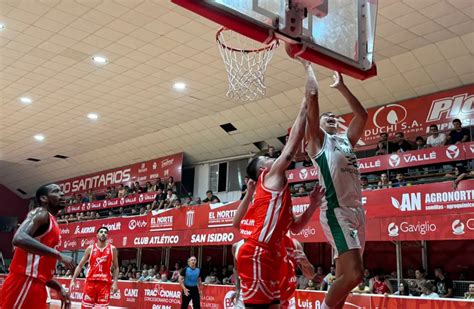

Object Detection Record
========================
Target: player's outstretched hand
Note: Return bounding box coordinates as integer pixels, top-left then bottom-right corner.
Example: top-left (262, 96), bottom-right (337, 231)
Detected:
top-left (111, 283), bottom-right (119, 295)
top-left (183, 287), bottom-right (190, 296)
top-left (329, 71), bottom-right (344, 89)
top-left (247, 179), bottom-right (256, 194)
top-left (60, 253), bottom-right (76, 270)
top-left (309, 185), bottom-right (325, 207)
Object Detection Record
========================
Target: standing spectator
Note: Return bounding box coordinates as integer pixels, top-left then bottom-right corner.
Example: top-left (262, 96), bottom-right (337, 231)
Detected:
top-left (393, 132), bottom-right (413, 152)
top-left (202, 190), bottom-right (220, 203)
top-left (145, 182), bottom-right (153, 192)
top-left (392, 173), bottom-right (409, 187)
top-left (426, 125), bottom-right (447, 147)
top-left (321, 265), bottom-right (336, 291)
top-left (154, 178), bottom-right (165, 192)
top-left (118, 184), bottom-right (126, 197)
top-left (151, 188), bottom-right (166, 210)
top-left (415, 136), bottom-right (426, 150)
top-left (434, 268), bottom-right (454, 298)
top-left (420, 281), bottom-right (439, 299)
top-left (179, 256), bottom-right (202, 309)
top-left (167, 176), bottom-right (177, 192)
top-left (394, 280), bottom-right (412, 296)
top-left (464, 283), bottom-right (474, 299)
top-left (370, 270), bottom-right (393, 295)
top-left (377, 173), bottom-right (392, 189)
top-left (171, 262), bottom-right (183, 282)
top-left (447, 119), bottom-right (470, 144)
top-left (240, 176), bottom-right (249, 200)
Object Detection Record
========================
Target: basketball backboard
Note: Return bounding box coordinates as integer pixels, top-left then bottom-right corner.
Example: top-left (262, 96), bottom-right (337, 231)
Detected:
top-left (171, 0), bottom-right (378, 80)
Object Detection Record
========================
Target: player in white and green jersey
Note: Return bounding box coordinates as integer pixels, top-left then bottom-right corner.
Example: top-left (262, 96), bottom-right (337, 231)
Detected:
top-left (306, 72), bottom-right (368, 309)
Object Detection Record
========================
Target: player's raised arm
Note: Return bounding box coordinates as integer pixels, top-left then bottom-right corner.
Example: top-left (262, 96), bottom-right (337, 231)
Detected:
top-left (232, 180), bottom-right (255, 228)
top-left (330, 72), bottom-right (368, 147)
top-left (13, 207), bottom-right (74, 269)
top-left (302, 59), bottom-right (323, 157)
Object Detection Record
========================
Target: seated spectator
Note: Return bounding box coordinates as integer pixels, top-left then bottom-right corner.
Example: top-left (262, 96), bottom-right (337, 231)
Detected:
top-left (118, 184), bottom-right (126, 197)
top-left (375, 141), bottom-right (389, 156)
top-left (167, 176), bottom-right (177, 192)
top-left (360, 176), bottom-right (372, 191)
top-left (409, 268), bottom-right (427, 296)
top-left (159, 274), bottom-right (169, 282)
top-left (203, 190), bottom-right (220, 203)
top-left (158, 265), bottom-right (169, 278)
top-left (204, 272), bottom-right (221, 284)
top-left (129, 183), bottom-right (137, 194)
top-left (312, 266), bottom-right (325, 290)
top-left (352, 282), bottom-right (371, 294)
top-left (447, 118), bottom-right (470, 144)
top-left (426, 124), bottom-right (447, 147)
top-left (165, 189), bottom-right (178, 205)
top-left (415, 136), bottom-right (426, 150)
top-left (86, 189), bottom-right (95, 202)
top-left (152, 188), bottom-right (166, 210)
top-left (363, 268), bottom-right (372, 287)
top-left (394, 280), bottom-right (412, 296)
top-left (145, 269), bottom-right (157, 282)
top-left (145, 182), bottom-right (153, 192)
top-left (434, 267), bottom-right (453, 298)
top-left (265, 145), bottom-right (280, 158)
top-left (139, 207), bottom-right (147, 215)
top-left (170, 262), bottom-right (183, 282)
top-left (105, 187), bottom-right (113, 199)
top-left (124, 185), bottom-right (131, 196)
top-left (240, 176), bottom-right (249, 200)
top-left (118, 272), bottom-right (128, 280)
top-left (154, 177), bottom-right (165, 192)
top-left (183, 196), bottom-right (193, 206)
top-left (81, 194), bottom-right (90, 203)
top-left (393, 172), bottom-right (410, 187)
top-left (464, 283), bottom-right (474, 300)
top-left (194, 197), bottom-right (202, 205)
top-left (107, 210), bottom-right (115, 218)
top-left (116, 207), bottom-right (124, 217)
top-left (406, 268), bottom-right (415, 279)
top-left (173, 199), bottom-right (182, 208)
top-left (393, 132), bottom-right (412, 152)
top-left (370, 270), bottom-right (393, 295)
top-left (218, 267), bottom-right (229, 283)
top-left (94, 212), bottom-right (100, 219)
top-left (321, 265), bottom-right (336, 291)
top-left (377, 173), bottom-right (392, 189)
top-left (420, 281), bottom-right (439, 299)
top-left (136, 181), bottom-right (145, 193)
top-left (375, 132), bottom-right (394, 154)
top-left (295, 186), bottom-right (307, 196)
top-left (445, 166), bottom-right (469, 190)
top-left (133, 272), bottom-right (141, 281)
top-left (306, 280), bottom-right (317, 290)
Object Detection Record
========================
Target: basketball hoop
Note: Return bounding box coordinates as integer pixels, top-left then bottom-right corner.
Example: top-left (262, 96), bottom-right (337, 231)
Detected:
top-left (216, 27), bottom-right (279, 102)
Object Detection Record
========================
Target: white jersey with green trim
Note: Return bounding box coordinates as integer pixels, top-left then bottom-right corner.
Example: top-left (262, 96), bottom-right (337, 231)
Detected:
top-left (310, 131), bottom-right (362, 210)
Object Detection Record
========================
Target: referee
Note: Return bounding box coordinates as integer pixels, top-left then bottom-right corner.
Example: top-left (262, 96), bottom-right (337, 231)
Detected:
top-left (179, 256), bottom-right (203, 309)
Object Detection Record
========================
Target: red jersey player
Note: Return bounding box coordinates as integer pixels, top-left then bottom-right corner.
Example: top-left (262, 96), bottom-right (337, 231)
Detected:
top-left (70, 226), bottom-right (119, 308)
top-left (233, 59), bottom-right (320, 308)
top-left (1, 184), bottom-right (74, 309)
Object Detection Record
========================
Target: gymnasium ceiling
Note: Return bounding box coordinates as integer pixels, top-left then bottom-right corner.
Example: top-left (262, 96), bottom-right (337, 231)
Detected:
top-left (0, 0), bottom-right (473, 197)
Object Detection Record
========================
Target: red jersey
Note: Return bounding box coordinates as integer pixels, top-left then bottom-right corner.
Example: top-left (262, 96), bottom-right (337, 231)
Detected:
top-left (86, 243), bottom-right (114, 283)
top-left (9, 213), bottom-right (60, 283)
top-left (373, 280), bottom-right (391, 294)
top-left (240, 169), bottom-right (293, 245)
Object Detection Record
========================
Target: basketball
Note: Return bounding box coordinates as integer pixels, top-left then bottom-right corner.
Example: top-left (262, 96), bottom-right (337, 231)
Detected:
top-left (284, 42), bottom-right (297, 59)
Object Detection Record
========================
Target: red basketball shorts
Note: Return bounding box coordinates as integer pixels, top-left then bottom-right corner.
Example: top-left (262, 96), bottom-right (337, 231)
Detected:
top-left (236, 240), bottom-right (286, 305)
top-left (1, 273), bottom-right (47, 309)
top-left (82, 280), bottom-right (111, 308)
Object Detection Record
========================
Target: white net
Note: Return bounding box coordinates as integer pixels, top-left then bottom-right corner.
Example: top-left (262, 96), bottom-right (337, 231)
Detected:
top-left (216, 27), bottom-right (279, 102)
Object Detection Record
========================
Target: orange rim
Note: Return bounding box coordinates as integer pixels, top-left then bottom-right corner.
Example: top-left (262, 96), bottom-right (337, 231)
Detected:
top-left (216, 27), bottom-right (279, 53)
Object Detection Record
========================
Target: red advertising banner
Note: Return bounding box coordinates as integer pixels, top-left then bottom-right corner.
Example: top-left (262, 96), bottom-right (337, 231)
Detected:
top-left (58, 180), bottom-right (474, 248)
top-left (342, 85), bottom-right (474, 148)
top-left (34, 278), bottom-right (474, 309)
top-left (57, 153), bottom-right (183, 195)
top-left (65, 192), bottom-right (157, 214)
top-left (287, 143), bottom-right (472, 183)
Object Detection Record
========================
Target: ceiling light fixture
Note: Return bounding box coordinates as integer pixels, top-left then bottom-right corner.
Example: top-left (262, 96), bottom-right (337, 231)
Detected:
top-left (20, 97), bottom-right (32, 104)
top-left (92, 55), bottom-right (108, 65)
top-left (173, 82), bottom-right (186, 90)
top-left (0, 23), bottom-right (5, 31)
top-left (87, 113), bottom-right (99, 120)
top-left (34, 134), bottom-right (45, 141)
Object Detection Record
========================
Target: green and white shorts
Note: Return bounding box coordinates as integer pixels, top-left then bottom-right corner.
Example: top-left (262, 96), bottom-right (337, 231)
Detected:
top-left (320, 207), bottom-right (366, 258)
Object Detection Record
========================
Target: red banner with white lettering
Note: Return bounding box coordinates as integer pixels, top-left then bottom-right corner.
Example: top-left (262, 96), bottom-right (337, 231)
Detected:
top-left (58, 180), bottom-right (474, 248)
top-left (65, 192), bottom-right (157, 214)
top-left (36, 278), bottom-right (474, 309)
top-left (287, 143), bottom-right (473, 183)
top-left (57, 153), bottom-right (183, 195)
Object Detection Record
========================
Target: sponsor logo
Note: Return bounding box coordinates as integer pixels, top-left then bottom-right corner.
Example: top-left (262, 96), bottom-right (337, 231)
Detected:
top-left (358, 159), bottom-right (381, 170)
top-left (388, 221), bottom-right (436, 237)
top-left (134, 235), bottom-right (179, 245)
top-left (120, 198), bottom-right (125, 206)
top-left (60, 228), bottom-right (70, 235)
top-left (124, 288), bottom-right (139, 297)
top-left (58, 168), bottom-right (131, 195)
top-left (426, 93), bottom-right (473, 122)
top-left (161, 158), bottom-right (174, 168)
top-left (186, 209), bottom-right (195, 227)
top-left (452, 219), bottom-right (465, 235)
top-left (373, 104), bottom-right (408, 129)
top-left (299, 168), bottom-right (308, 180)
top-left (391, 193), bottom-right (421, 211)
top-left (190, 232), bottom-right (234, 244)
top-left (446, 145), bottom-right (460, 159)
top-left (150, 215), bottom-right (173, 231)
top-left (102, 222), bottom-right (121, 231)
top-left (290, 227), bottom-right (316, 238)
top-left (224, 290), bottom-right (237, 309)
top-left (138, 163), bottom-right (147, 173)
top-left (128, 219), bottom-right (147, 230)
top-left (102, 200), bottom-right (108, 207)
top-left (388, 154), bottom-right (400, 167)
top-left (74, 226), bottom-right (96, 234)
top-left (152, 162), bottom-right (157, 170)
top-left (208, 208), bottom-right (236, 227)
top-left (163, 169), bottom-right (169, 177)
top-left (63, 240), bottom-right (77, 249)
top-left (139, 194), bottom-right (144, 203)
top-left (388, 223), bottom-right (399, 237)
top-left (81, 238), bottom-right (94, 247)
